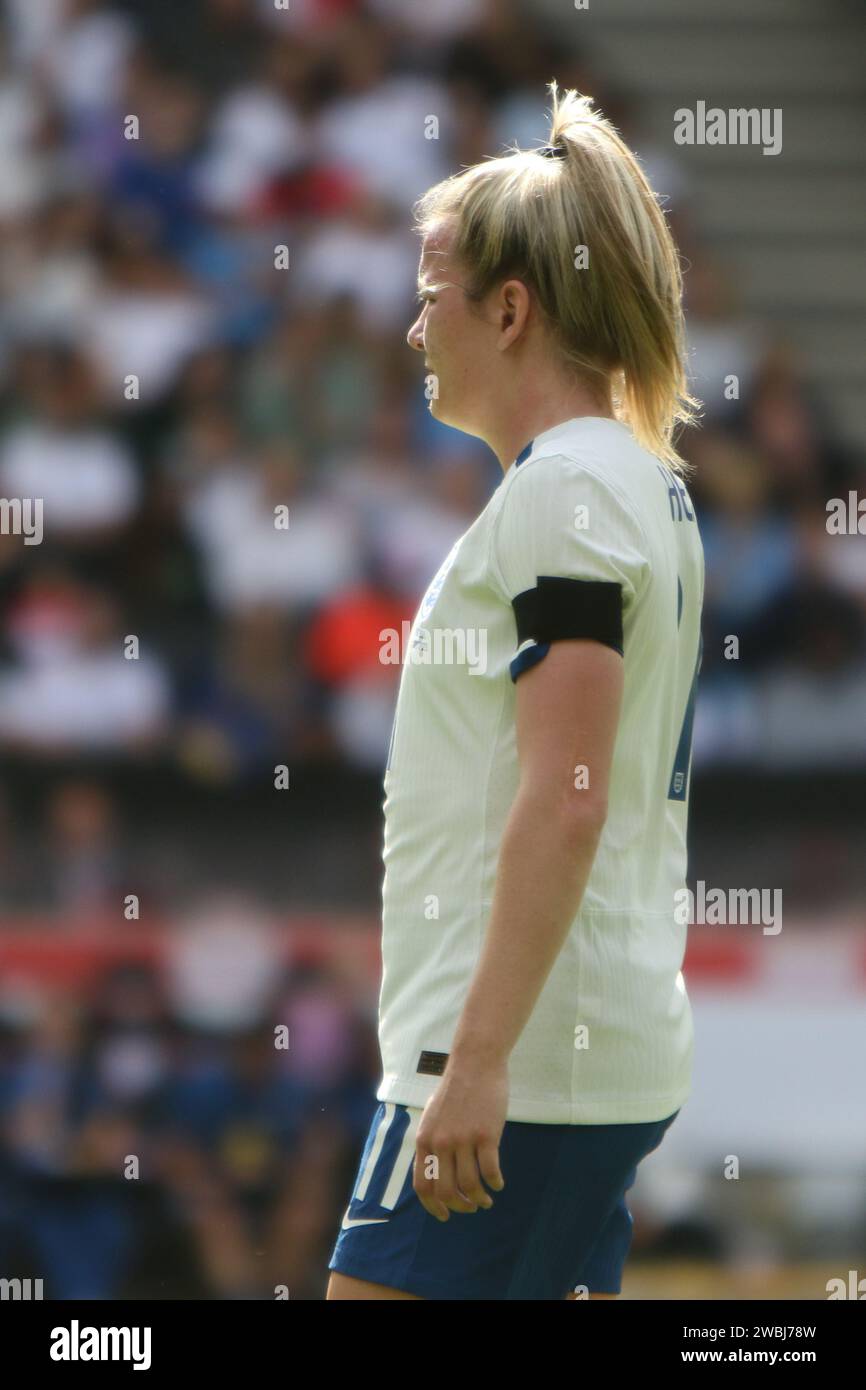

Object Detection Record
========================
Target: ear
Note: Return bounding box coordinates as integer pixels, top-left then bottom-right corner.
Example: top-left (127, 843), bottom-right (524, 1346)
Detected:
top-left (497, 278), bottom-right (532, 346)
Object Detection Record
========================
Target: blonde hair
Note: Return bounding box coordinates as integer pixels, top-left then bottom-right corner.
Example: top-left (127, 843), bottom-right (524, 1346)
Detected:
top-left (412, 82), bottom-right (700, 473)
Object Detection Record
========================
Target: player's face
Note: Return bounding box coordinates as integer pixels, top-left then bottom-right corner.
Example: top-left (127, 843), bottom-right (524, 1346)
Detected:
top-left (406, 221), bottom-right (490, 434)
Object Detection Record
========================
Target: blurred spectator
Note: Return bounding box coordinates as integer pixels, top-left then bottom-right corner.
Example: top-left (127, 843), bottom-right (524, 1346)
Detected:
top-left (125, 0), bottom-right (268, 102)
top-left (311, 14), bottom-right (454, 210)
top-left (179, 437), bottom-right (360, 612)
top-left (692, 431), bottom-right (798, 675)
top-left (165, 892), bottom-right (281, 1032)
top-left (241, 300), bottom-right (385, 456)
top-left (1, 193), bottom-right (103, 341)
top-left (290, 192), bottom-right (418, 334)
top-left (2, 989), bottom-right (80, 1175)
top-left (193, 39), bottom-right (307, 217)
top-left (0, 345), bottom-right (139, 540)
top-left (744, 356), bottom-right (859, 507)
top-left (751, 576), bottom-right (866, 767)
top-left (84, 233), bottom-right (216, 404)
top-left (0, 29), bottom-right (55, 220)
top-left (30, 1), bottom-right (137, 123)
top-left (370, 0), bottom-right (488, 44)
top-left (175, 607), bottom-right (309, 782)
top-left (73, 963), bottom-right (172, 1118)
top-left (683, 258), bottom-right (771, 428)
top-left (107, 69), bottom-right (206, 256)
top-left (327, 393), bottom-right (474, 598)
top-left (39, 779), bottom-right (129, 915)
top-left (0, 575), bottom-right (170, 753)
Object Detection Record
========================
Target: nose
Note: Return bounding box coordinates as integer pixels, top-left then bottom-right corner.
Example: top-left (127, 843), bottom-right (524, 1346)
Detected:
top-left (406, 308), bottom-right (425, 353)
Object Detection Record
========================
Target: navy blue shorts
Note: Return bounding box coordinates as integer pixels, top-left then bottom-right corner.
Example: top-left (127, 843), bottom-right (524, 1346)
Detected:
top-left (328, 1100), bottom-right (679, 1300)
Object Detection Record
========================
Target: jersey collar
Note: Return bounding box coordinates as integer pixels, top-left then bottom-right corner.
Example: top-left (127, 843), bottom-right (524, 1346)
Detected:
top-left (508, 416), bottom-right (625, 474)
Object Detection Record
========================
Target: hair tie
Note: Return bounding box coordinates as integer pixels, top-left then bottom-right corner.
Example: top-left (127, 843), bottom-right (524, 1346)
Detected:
top-left (538, 143), bottom-right (567, 159)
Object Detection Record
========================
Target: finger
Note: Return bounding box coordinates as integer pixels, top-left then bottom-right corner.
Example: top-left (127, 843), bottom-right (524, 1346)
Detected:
top-left (414, 1143), bottom-right (449, 1221)
top-left (477, 1139), bottom-right (505, 1193)
top-left (455, 1143), bottom-right (493, 1210)
top-left (433, 1148), bottom-right (477, 1215)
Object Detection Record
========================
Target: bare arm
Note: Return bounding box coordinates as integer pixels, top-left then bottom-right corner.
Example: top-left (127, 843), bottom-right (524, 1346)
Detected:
top-left (413, 638), bottom-right (624, 1219)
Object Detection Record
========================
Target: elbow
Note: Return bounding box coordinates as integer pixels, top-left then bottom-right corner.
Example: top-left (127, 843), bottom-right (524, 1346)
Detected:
top-left (562, 799), bottom-right (608, 841)
top-left (547, 792), bottom-right (609, 843)
top-left (516, 780), bottom-right (608, 840)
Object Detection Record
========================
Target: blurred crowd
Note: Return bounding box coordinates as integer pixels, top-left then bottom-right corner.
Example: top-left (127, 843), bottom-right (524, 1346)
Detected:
top-left (0, 923), bottom-right (382, 1298)
top-left (0, 0), bottom-right (862, 784)
top-left (0, 0), bottom-right (864, 1297)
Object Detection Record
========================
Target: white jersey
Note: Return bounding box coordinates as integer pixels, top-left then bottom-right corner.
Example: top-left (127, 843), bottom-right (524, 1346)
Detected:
top-left (376, 416), bottom-right (704, 1124)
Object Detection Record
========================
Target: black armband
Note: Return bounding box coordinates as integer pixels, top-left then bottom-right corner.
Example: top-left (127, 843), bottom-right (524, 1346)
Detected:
top-left (509, 577), bottom-right (623, 682)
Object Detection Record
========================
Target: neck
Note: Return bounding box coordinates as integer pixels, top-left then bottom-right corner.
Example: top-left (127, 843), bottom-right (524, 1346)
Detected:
top-left (481, 384), bottom-right (615, 472)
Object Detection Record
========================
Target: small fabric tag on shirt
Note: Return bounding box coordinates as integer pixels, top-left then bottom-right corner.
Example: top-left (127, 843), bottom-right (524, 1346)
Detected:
top-left (417, 1050), bottom-right (449, 1076)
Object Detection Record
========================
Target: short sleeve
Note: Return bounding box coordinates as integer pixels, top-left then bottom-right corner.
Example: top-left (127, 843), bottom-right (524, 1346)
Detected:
top-left (489, 454), bottom-right (650, 683)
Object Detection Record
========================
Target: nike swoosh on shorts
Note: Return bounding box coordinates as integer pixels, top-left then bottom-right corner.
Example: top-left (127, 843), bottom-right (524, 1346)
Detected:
top-left (340, 1210), bottom-right (390, 1230)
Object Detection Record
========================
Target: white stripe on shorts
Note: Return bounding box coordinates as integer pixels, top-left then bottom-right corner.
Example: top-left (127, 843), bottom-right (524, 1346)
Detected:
top-left (355, 1102), bottom-right (396, 1202)
top-left (381, 1107), bottom-right (421, 1210)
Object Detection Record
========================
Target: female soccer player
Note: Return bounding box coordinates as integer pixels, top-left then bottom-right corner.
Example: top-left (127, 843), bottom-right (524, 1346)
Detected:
top-left (327, 82), bottom-right (703, 1301)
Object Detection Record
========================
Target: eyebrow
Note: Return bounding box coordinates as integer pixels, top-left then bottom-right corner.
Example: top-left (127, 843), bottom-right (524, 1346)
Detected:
top-left (416, 254), bottom-right (450, 293)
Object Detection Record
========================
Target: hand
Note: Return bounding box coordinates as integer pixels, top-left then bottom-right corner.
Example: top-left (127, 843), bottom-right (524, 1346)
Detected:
top-left (413, 1061), bottom-right (508, 1221)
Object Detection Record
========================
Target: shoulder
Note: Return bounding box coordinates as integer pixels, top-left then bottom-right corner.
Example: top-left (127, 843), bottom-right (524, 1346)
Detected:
top-left (497, 447), bottom-right (651, 552)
